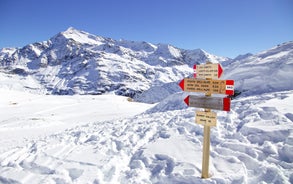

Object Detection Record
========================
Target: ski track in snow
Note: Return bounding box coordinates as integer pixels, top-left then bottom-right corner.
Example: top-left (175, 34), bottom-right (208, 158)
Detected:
top-left (0, 91), bottom-right (293, 183)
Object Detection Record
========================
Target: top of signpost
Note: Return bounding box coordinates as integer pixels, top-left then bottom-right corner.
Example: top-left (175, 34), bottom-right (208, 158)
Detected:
top-left (194, 63), bottom-right (223, 79)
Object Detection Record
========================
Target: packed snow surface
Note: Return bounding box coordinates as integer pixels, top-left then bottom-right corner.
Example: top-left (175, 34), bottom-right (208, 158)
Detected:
top-left (0, 89), bottom-right (292, 183)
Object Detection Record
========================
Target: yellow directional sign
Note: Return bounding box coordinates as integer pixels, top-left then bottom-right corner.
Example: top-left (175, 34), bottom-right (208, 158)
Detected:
top-left (196, 111), bottom-right (217, 126)
top-left (179, 78), bottom-right (234, 95)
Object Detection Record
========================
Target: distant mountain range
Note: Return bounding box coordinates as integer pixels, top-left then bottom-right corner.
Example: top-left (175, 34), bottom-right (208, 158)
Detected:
top-left (0, 27), bottom-right (292, 99)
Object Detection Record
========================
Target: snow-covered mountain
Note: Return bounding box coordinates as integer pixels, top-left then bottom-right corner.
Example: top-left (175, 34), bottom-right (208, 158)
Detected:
top-left (2, 27), bottom-right (292, 99)
top-left (0, 28), bottom-right (293, 183)
top-left (0, 27), bottom-right (228, 96)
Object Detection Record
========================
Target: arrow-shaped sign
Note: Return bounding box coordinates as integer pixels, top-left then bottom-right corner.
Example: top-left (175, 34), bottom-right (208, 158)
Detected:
top-left (184, 95), bottom-right (231, 111)
top-left (194, 63), bottom-right (223, 79)
top-left (179, 78), bottom-right (234, 95)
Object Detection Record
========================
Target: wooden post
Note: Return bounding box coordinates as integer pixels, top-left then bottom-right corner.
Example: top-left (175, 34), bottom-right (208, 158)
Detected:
top-left (201, 80), bottom-right (212, 179)
top-left (201, 124), bottom-right (211, 178)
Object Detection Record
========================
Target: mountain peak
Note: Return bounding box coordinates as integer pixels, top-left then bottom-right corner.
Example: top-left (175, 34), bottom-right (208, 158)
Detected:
top-left (51, 27), bottom-right (105, 45)
top-left (62, 27), bottom-right (85, 36)
top-left (65, 26), bottom-right (79, 32)
top-left (256, 41), bottom-right (293, 59)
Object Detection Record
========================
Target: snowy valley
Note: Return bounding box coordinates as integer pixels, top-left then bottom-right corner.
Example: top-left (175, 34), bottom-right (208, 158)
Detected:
top-left (0, 28), bottom-right (293, 183)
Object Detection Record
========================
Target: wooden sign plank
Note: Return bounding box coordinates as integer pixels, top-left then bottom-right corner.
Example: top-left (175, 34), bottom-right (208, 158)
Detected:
top-left (184, 95), bottom-right (231, 111)
top-left (194, 63), bottom-right (223, 79)
top-left (196, 111), bottom-right (217, 126)
top-left (179, 78), bottom-right (234, 95)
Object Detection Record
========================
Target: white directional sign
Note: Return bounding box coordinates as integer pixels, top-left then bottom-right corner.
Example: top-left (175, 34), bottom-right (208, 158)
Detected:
top-left (184, 95), bottom-right (231, 111)
top-left (194, 63), bottom-right (223, 79)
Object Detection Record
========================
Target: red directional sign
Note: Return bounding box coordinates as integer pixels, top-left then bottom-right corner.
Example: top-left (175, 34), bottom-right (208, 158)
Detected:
top-left (179, 78), bottom-right (234, 95)
top-left (184, 95), bottom-right (231, 111)
top-left (194, 63), bottom-right (223, 79)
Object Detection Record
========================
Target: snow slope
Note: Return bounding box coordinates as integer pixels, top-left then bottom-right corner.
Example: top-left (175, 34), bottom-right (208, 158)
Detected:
top-left (0, 89), bottom-right (292, 183)
top-left (224, 41), bottom-right (293, 96)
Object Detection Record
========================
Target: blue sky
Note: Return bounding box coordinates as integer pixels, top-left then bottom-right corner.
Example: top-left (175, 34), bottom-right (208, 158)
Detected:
top-left (0, 0), bottom-right (292, 58)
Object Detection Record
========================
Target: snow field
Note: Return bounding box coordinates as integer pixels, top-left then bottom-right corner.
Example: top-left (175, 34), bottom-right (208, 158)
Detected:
top-left (0, 90), bottom-right (152, 154)
top-left (0, 90), bottom-right (292, 183)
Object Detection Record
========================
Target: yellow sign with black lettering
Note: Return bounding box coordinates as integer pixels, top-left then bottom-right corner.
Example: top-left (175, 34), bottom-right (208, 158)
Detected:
top-left (196, 111), bottom-right (217, 126)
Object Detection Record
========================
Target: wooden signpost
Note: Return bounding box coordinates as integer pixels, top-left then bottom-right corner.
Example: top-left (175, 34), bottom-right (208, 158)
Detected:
top-left (179, 62), bottom-right (234, 179)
